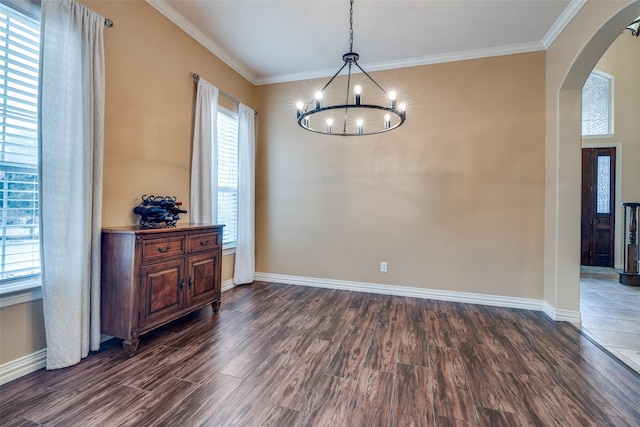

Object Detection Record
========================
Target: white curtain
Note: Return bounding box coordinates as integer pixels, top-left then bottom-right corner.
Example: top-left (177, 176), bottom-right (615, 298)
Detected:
top-left (39, 0), bottom-right (105, 369)
top-left (190, 78), bottom-right (219, 224)
top-left (233, 104), bottom-right (256, 285)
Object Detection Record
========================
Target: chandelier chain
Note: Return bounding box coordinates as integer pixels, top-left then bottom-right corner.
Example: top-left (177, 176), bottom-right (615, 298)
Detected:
top-left (349, 0), bottom-right (354, 52)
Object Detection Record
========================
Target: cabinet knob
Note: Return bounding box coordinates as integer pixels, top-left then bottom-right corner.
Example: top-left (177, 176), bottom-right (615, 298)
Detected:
top-left (199, 240), bottom-right (209, 246)
top-left (179, 278), bottom-right (185, 290)
top-left (188, 277), bottom-right (193, 288)
top-left (158, 245), bottom-right (171, 253)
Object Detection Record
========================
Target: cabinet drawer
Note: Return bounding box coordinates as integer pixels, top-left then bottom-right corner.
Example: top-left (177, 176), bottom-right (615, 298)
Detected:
top-left (187, 232), bottom-right (220, 253)
top-left (141, 236), bottom-right (185, 261)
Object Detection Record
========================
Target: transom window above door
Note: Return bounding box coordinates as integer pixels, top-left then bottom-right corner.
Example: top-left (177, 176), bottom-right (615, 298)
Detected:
top-left (582, 71), bottom-right (613, 137)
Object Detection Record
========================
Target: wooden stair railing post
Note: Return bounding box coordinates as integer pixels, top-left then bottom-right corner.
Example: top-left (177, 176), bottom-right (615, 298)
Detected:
top-left (620, 202), bottom-right (640, 286)
top-left (627, 203), bottom-right (638, 274)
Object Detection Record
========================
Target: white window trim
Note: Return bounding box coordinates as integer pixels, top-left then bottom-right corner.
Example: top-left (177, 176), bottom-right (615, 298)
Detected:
top-left (582, 69), bottom-right (614, 138)
top-left (0, 277), bottom-right (42, 307)
top-left (582, 134), bottom-right (615, 140)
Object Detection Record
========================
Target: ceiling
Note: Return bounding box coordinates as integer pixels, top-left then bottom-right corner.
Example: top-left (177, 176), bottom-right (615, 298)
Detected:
top-left (148, 0), bottom-right (584, 85)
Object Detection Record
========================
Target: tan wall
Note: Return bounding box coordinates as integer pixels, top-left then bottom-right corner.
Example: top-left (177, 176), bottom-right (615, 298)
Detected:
top-left (94, 0), bottom-right (255, 225)
top-left (256, 52), bottom-right (546, 299)
top-left (588, 33), bottom-right (640, 203)
top-left (0, 0), bottom-right (253, 366)
top-left (221, 252), bottom-right (235, 283)
top-left (0, 300), bottom-right (45, 364)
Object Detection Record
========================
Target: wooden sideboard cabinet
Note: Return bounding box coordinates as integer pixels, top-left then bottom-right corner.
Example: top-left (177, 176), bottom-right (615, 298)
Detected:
top-left (101, 224), bottom-right (223, 356)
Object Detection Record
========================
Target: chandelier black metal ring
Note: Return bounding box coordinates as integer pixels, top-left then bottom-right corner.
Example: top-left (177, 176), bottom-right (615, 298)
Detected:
top-left (296, 0), bottom-right (406, 136)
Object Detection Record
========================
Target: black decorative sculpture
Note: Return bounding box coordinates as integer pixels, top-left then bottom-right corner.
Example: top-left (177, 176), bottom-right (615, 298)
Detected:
top-left (133, 195), bottom-right (187, 228)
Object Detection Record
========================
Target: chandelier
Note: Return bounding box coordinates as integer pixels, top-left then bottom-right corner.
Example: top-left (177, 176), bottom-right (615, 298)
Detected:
top-left (295, 0), bottom-right (406, 136)
top-left (625, 17), bottom-right (639, 37)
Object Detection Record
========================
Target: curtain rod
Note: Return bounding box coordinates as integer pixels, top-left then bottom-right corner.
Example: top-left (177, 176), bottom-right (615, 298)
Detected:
top-left (191, 72), bottom-right (257, 115)
top-left (191, 72), bottom-right (244, 107)
top-left (104, 18), bottom-right (113, 28)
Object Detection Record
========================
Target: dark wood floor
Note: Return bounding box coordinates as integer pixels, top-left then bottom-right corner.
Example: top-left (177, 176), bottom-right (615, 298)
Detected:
top-left (2, 281), bottom-right (640, 426)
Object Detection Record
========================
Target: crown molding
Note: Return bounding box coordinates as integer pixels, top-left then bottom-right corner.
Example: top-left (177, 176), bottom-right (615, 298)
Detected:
top-left (542, 0), bottom-right (588, 48)
top-left (256, 41), bottom-right (545, 85)
top-left (146, 0), bottom-right (584, 87)
top-left (145, 0), bottom-right (258, 85)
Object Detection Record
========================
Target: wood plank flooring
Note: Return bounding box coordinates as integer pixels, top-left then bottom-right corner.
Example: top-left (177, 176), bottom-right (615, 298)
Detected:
top-left (2, 281), bottom-right (640, 426)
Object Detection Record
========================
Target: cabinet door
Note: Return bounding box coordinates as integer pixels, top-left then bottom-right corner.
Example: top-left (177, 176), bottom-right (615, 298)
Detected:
top-left (186, 251), bottom-right (220, 306)
top-left (139, 258), bottom-right (185, 330)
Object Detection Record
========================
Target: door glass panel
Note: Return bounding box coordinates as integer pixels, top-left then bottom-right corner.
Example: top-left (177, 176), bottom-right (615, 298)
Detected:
top-left (596, 155), bottom-right (611, 214)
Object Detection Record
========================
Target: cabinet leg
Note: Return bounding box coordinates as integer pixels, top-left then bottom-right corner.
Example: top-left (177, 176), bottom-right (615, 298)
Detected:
top-left (122, 339), bottom-right (139, 357)
top-left (212, 300), bottom-right (221, 313)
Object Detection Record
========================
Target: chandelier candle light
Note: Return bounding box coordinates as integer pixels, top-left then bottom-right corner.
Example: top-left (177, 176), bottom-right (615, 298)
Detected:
top-left (296, 0), bottom-right (406, 136)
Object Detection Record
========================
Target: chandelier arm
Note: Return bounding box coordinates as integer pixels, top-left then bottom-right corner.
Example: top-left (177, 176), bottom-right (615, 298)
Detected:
top-left (354, 61), bottom-right (387, 95)
top-left (303, 99), bottom-right (315, 111)
top-left (303, 61), bottom-right (349, 113)
top-left (342, 108), bottom-right (349, 134)
top-left (342, 62), bottom-right (354, 133)
top-left (319, 62), bottom-right (349, 95)
top-left (345, 62), bottom-right (353, 106)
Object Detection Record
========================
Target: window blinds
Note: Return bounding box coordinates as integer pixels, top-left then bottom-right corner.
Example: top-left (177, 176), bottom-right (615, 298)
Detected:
top-left (0, 2), bottom-right (41, 283)
top-left (217, 108), bottom-right (239, 248)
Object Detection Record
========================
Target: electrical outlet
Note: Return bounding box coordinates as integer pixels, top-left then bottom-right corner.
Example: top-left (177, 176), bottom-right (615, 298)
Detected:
top-left (380, 262), bottom-right (388, 273)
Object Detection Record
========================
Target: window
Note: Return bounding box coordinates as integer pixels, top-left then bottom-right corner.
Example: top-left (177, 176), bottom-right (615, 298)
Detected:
top-left (596, 155), bottom-right (611, 214)
top-left (217, 107), bottom-right (238, 248)
top-left (582, 71), bottom-right (613, 137)
top-left (0, 1), bottom-right (41, 287)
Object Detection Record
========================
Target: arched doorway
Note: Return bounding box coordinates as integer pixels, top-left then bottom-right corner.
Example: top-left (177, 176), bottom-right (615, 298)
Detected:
top-left (544, 0), bottom-right (640, 321)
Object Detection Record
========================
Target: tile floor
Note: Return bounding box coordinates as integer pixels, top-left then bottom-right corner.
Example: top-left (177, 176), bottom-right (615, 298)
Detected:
top-left (579, 268), bottom-right (640, 373)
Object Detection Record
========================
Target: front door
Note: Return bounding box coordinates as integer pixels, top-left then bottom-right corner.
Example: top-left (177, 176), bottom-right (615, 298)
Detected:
top-left (581, 147), bottom-right (616, 267)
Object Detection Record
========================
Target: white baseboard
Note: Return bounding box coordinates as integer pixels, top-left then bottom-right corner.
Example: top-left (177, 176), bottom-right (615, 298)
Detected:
top-left (221, 279), bottom-right (235, 292)
top-left (543, 301), bottom-right (582, 324)
top-left (254, 272), bottom-right (581, 322)
top-left (1, 274), bottom-right (579, 386)
top-left (0, 348), bottom-right (46, 386)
